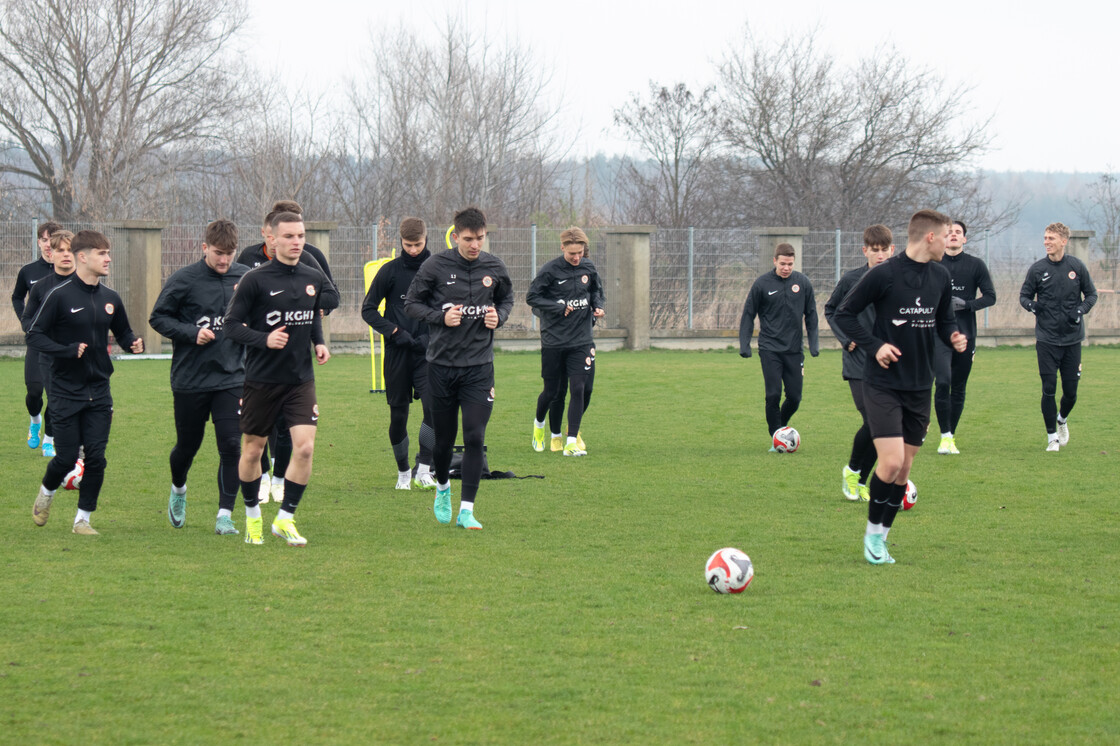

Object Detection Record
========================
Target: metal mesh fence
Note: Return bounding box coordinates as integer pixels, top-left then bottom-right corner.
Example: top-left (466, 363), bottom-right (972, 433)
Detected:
top-left (6, 221), bottom-right (1115, 342)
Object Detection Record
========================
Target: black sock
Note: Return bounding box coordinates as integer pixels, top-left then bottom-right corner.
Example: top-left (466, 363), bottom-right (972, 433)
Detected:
top-left (280, 479), bottom-right (307, 514)
top-left (240, 479), bottom-right (260, 508)
top-left (882, 482), bottom-right (907, 529)
top-left (867, 474), bottom-right (891, 525)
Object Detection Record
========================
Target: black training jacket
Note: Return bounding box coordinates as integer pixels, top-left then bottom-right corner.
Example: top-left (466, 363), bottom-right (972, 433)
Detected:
top-left (824, 265), bottom-right (875, 381)
top-left (1019, 254), bottom-right (1097, 346)
top-left (25, 274), bottom-right (139, 401)
top-left (149, 259), bottom-right (250, 393)
top-left (739, 269), bottom-right (819, 357)
top-left (362, 249), bottom-right (431, 349)
top-left (834, 253), bottom-right (957, 391)
top-left (224, 259), bottom-right (338, 385)
top-left (11, 257), bottom-right (53, 320)
top-left (21, 271), bottom-right (72, 332)
top-left (525, 255), bottom-right (605, 349)
top-left (404, 249), bottom-right (514, 368)
top-left (942, 251), bottom-right (996, 341)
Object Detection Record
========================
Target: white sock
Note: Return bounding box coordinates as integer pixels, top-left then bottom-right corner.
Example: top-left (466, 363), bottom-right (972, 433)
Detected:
top-left (551, 432), bottom-right (562, 439)
top-left (865, 521), bottom-right (882, 537)
top-left (245, 504), bottom-right (262, 519)
top-left (942, 432), bottom-right (952, 439)
top-left (75, 509), bottom-right (91, 524)
top-left (30, 415), bottom-right (42, 425)
top-left (43, 435), bottom-right (54, 445)
top-left (40, 484), bottom-right (55, 497)
top-left (882, 526), bottom-right (891, 540)
top-left (277, 509), bottom-right (294, 521)
top-left (398, 469), bottom-right (411, 480)
top-left (534, 419), bottom-right (545, 429)
top-left (218, 508), bottom-right (232, 519)
top-left (417, 463), bottom-right (431, 476)
top-left (1048, 432), bottom-right (1059, 442)
top-left (171, 484), bottom-right (186, 495)
top-left (1057, 415), bottom-right (1067, 424)
top-left (566, 436), bottom-right (577, 446)
top-left (437, 481), bottom-right (450, 491)
top-left (271, 475), bottom-right (283, 486)
top-left (460, 500), bottom-right (474, 512)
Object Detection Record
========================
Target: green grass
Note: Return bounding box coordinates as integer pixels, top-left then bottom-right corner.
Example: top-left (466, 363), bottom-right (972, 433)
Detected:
top-left (1, 347), bottom-right (1118, 744)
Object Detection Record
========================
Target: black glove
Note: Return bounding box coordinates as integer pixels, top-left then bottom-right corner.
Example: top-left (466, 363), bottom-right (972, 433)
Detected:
top-left (391, 328), bottom-right (414, 347)
top-left (412, 333), bottom-right (429, 353)
top-left (951, 296), bottom-right (968, 312)
top-left (1068, 311), bottom-right (1082, 327)
top-left (740, 350), bottom-right (751, 359)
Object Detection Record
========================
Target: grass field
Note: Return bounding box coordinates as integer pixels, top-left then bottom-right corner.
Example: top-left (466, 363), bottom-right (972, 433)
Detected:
top-left (1, 347), bottom-right (1118, 745)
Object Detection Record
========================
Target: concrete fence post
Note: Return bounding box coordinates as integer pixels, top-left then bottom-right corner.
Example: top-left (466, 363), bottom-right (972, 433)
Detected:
top-left (754, 227), bottom-right (810, 272)
top-left (113, 220), bottom-right (166, 355)
top-left (604, 225), bottom-right (654, 350)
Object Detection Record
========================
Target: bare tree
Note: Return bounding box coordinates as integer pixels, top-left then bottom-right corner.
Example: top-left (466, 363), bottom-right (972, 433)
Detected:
top-left (332, 19), bottom-right (567, 225)
top-left (719, 28), bottom-right (1002, 230)
top-left (612, 82), bottom-right (724, 227)
top-left (0, 0), bottom-right (249, 220)
top-left (1076, 170), bottom-right (1120, 285)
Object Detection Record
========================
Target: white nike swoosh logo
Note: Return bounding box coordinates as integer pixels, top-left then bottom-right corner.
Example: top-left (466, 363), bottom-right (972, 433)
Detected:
top-left (584, 366), bottom-right (592, 371)
top-left (270, 290), bottom-right (283, 296)
top-left (892, 319), bottom-right (907, 326)
top-left (29, 279), bottom-right (38, 284)
top-left (70, 307), bottom-right (84, 313)
top-left (446, 281), bottom-right (455, 285)
top-left (558, 280), bottom-right (568, 284)
top-left (768, 290), bottom-right (779, 295)
top-left (311, 416), bottom-right (318, 421)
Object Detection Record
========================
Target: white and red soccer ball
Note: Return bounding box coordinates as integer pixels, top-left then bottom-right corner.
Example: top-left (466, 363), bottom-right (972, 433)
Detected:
top-left (64, 459), bottom-right (84, 491)
top-left (902, 479), bottom-right (917, 510)
top-left (772, 426), bottom-right (800, 453)
top-left (705, 547), bottom-right (754, 594)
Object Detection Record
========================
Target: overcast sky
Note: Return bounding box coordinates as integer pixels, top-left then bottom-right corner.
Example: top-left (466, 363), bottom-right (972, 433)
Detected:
top-left (245, 0), bottom-right (1116, 174)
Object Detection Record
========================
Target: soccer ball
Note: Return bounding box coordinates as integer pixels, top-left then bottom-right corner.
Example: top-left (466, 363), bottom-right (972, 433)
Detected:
top-left (705, 547), bottom-right (754, 594)
top-left (63, 459), bottom-right (84, 491)
top-left (772, 426), bottom-right (800, 453)
top-left (902, 479), bottom-right (917, 510)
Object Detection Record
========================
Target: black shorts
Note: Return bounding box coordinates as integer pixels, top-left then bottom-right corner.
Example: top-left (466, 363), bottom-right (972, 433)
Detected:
top-left (541, 345), bottom-right (595, 380)
top-left (174, 388), bottom-right (242, 431)
top-left (240, 380), bottom-right (318, 436)
top-left (428, 362), bottom-right (494, 411)
top-left (384, 345), bottom-right (428, 408)
top-left (863, 383), bottom-right (930, 446)
top-left (1036, 341), bottom-right (1082, 378)
top-left (848, 379), bottom-right (866, 414)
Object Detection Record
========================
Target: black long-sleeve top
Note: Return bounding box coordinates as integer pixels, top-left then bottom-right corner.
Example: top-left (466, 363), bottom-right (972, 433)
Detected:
top-left (11, 257), bottom-right (53, 320)
top-left (739, 269), bottom-right (819, 357)
top-left (1019, 254), bottom-right (1097, 346)
top-left (525, 256), bottom-right (606, 349)
top-left (362, 249), bottom-right (431, 349)
top-left (942, 251), bottom-right (996, 340)
top-left (834, 253), bottom-right (958, 391)
top-left (25, 274), bottom-right (140, 401)
top-left (824, 264), bottom-right (874, 381)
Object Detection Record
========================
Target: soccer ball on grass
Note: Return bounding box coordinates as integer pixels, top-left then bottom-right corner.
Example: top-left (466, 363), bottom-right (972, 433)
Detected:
top-left (902, 479), bottom-right (917, 510)
top-left (772, 426), bottom-right (800, 453)
top-left (705, 547), bottom-right (754, 594)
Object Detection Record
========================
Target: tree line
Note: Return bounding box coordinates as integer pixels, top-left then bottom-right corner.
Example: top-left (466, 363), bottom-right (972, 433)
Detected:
top-left (0, 0), bottom-right (1086, 238)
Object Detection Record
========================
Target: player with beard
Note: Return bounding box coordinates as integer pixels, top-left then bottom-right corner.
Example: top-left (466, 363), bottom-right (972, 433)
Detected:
top-left (824, 225), bottom-right (894, 501)
top-left (149, 219), bottom-right (249, 535)
top-left (12, 220), bottom-right (61, 455)
top-left (27, 230), bottom-right (145, 535)
top-left (405, 207), bottom-right (513, 530)
top-left (739, 243), bottom-right (819, 449)
top-left (361, 217), bottom-right (437, 490)
top-left (835, 210), bottom-right (966, 565)
top-left (225, 212), bottom-right (339, 546)
top-left (1019, 222), bottom-right (1097, 451)
top-left (933, 220), bottom-right (996, 454)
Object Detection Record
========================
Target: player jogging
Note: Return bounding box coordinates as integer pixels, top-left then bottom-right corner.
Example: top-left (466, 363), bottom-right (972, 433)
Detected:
top-left (824, 225), bottom-right (894, 501)
top-left (933, 220), bottom-right (996, 454)
top-left (225, 212), bottom-right (339, 546)
top-left (361, 217), bottom-right (437, 490)
top-left (739, 243), bottom-right (819, 449)
top-left (27, 230), bottom-right (145, 534)
top-left (12, 220), bottom-right (62, 455)
top-left (149, 219), bottom-right (249, 535)
top-left (526, 227), bottom-right (605, 456)
top-left (237, 200), bottom-right (337, 504)
top-left (1019, 222), bottom-right (1096, 451)
top-left (405, 207), bottom-right (513, 530)
top-left (835, 210), bottom-right (966, 565)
